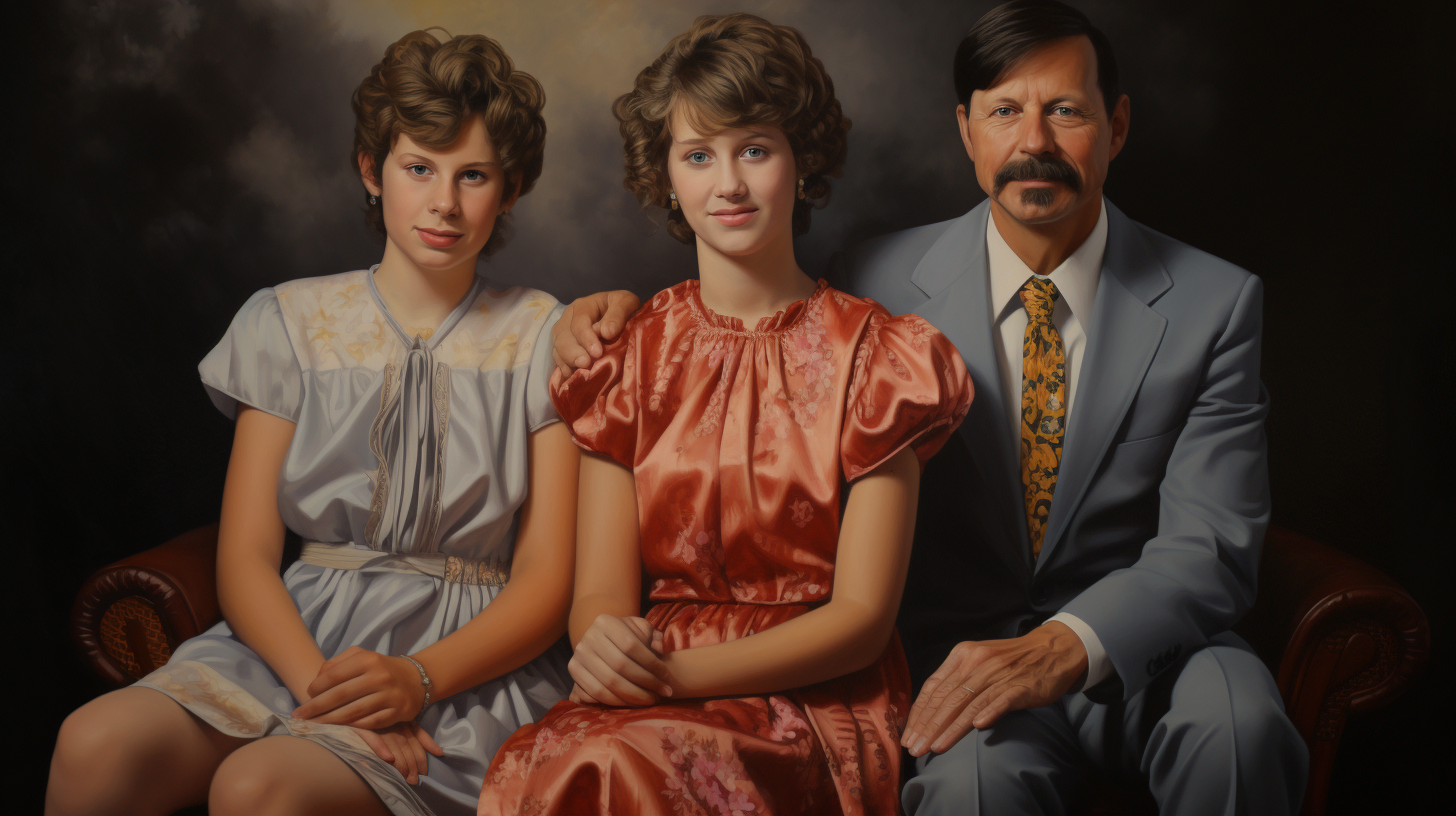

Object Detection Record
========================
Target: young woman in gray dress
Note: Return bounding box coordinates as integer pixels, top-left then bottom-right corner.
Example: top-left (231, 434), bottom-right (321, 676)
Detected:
top-left (46, 30), bottom-right (576, 816)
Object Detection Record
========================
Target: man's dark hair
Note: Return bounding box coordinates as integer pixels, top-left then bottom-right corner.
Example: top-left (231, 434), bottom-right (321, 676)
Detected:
top-left (953, 0), bottom-right (1120, 112)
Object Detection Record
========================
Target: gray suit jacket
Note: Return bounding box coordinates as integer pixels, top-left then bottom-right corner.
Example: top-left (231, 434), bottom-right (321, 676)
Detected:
top-left (831, 198), bottom-right (1270, 702)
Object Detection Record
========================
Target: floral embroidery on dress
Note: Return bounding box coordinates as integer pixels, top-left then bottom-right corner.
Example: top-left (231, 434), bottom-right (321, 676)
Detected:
top-left (436, 285), bottom-right (556, 371)
top-left (837, 747), bottom-right (863, 800)
top-left (884, 702), bottom-right (905, 741)
top-left (649, 300), bottom-right (693, 412)
top-left (789, 498), bottom-right (814, 528)
top-left (902, 315), bottom-right (935, 350)
top-left (669, 508), bottom-right (725, 581)
top-left (846, 312), bottom-right (886, 422)
top-left (691, 333), bottom-right (735, 369)
top-left (670, 528), bottom-right (703, 567)
top-left (767, 696), bottom-right (811, 744)
top-left (275, 271), bottom-right (557, 373)
top-left (780, 293), bottom-right (835, 429)
top-left (660, 727), bottom-right (758, 816)
top-left (485, 747), bottom-right (532, 786)
top-left (345, 312), bottom-right (390, 364)
top-left (852, 705), bottom-right (896, 785)
top-left (694, 371), bottom-right (733, 438)
top-left (751, 389), bottom-right (790, 466)
top-left (886, 347), bottom-right (912, 380)
top-left (781, 578), bottom-right (825, 603)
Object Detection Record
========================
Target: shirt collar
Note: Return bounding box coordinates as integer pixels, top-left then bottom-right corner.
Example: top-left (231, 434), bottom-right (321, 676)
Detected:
top-left (986, 198), bottom-right (1108, 324)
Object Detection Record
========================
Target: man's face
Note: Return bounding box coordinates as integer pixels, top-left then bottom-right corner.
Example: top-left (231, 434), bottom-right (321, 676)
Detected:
top-left (958, 35), bottom-right (1129, 227)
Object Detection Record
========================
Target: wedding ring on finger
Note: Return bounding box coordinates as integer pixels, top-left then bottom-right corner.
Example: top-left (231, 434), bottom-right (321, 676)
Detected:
top-left (961, 685), bottom-right (976, 695)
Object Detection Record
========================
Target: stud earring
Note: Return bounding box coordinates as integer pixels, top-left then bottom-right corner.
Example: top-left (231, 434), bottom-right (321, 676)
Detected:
top-left (369, 194), bottom-right (378, 205)
top-left (669, 191), bottom-right (679, 210)
top-left (797, 178), bottom-right (806, 200)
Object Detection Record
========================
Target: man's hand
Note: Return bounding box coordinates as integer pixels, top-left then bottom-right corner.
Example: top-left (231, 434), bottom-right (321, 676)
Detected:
top-left (901, 621), bottom-right (1088, 757)
top-left (552, 290), bottom-right (642, 377)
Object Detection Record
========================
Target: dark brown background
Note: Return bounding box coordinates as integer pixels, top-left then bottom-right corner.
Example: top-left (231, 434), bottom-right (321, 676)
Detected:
top-left (6, 1), bottom-right (1450, 813)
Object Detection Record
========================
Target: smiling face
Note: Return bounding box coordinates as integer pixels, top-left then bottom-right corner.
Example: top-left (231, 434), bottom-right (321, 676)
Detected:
top-left (359, 115), bottom-right (517, 275)
top-left (958, 35), bottom-right (1128, 227)
top-left (665, 109), bottom-right (800, 260)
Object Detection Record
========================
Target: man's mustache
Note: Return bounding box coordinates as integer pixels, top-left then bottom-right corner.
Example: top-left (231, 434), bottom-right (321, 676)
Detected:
top-left (992, 156), bottom-right (1083, 195)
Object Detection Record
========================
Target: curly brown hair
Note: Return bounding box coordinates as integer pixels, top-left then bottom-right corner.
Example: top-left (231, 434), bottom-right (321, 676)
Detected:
top-left (352, 29), bottom-right (546, 257)
top-left (613, 14), bottom-right (850, 243)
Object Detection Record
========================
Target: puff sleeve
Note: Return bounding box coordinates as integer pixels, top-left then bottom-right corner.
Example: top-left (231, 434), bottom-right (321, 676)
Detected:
top-left (840, 313), bottom-right (972, 482)
top-left (198, 289), bottom-right (304, 422)
top-left (524, 304), bottom-right (567, 432)
top-left (548, 325), bottom-right (639, 468)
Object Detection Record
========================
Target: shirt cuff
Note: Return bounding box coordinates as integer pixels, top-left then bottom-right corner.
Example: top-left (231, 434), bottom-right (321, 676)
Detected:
top-left (1044, 612), bottom-right (1114, 690)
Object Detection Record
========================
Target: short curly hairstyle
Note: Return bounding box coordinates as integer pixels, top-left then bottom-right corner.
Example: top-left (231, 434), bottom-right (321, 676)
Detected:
top-left (352, 29), bottom-right (546, 257)
top-left (613, 14), bottom-right (850, 243)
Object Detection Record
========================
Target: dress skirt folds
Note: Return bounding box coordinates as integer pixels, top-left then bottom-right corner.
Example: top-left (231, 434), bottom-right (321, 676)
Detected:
top-left (479, 280), bottom-right (972, 816)
top-left (135, 270), bottom-right (574, 816)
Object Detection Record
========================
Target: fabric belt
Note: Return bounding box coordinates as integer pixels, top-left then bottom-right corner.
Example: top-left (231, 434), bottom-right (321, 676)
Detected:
top-left (298, 541), bottom-right (509, 587)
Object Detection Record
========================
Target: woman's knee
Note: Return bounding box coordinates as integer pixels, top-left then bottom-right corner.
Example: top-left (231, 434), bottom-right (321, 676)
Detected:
top-left (52, 701), bottom-right (121, 773)
top-left (209, 741), bottom-right (292, 816)
top-left (209, 736), bottom-right (388, 816)
top-left (48, 689), bottom-right (220, 815)
top-left (52, 691), bottom-right (170, 776)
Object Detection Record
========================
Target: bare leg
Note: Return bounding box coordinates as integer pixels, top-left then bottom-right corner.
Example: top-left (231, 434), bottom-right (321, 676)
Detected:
top-left (209, 735), bottom-right (393, 816)
top-left (46, 686), bottom-right (248, 816)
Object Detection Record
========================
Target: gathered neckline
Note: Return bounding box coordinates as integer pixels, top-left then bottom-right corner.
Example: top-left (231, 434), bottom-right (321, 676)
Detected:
top-left (366, 265), bottom-right (484, 350)
top-left (684, 278), bottom-right (829, 335)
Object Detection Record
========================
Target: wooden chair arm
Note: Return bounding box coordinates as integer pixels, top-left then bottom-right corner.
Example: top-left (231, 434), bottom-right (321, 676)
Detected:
top-left (1236, 526), bottom-right (1430, 816)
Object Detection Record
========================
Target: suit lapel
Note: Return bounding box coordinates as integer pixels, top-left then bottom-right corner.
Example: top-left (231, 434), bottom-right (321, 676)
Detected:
top-left (911, 201), bottom-right (1031, 565)
top-left (1036, 201), bottom-right (1171, 571)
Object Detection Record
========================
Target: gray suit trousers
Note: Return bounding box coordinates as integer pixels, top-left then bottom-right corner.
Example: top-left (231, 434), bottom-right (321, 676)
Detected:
top-left (901, 632), bottom-right (1308, 816)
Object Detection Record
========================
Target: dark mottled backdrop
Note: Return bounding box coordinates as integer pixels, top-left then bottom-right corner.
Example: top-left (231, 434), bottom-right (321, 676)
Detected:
top-left (6, 0), bottom-right (1449, 813)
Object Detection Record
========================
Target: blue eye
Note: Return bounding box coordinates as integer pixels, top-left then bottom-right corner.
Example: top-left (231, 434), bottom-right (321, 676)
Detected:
top-left (1053, 106), bottom-right (1076, 116)
top-left (744, 147), bottom-right (764, 158)
top-left (993, 107), bottom-right (1014, 117)
top-left (408, 164), bottom-right (429, 176)
top-left (463, 169), bottom-right (484, 181)
top-left (688, 152), bottom-right (709, 164)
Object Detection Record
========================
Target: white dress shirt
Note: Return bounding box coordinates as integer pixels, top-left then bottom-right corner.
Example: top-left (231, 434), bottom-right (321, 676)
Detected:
top-left (984, 201), bottom-right (1115, 690)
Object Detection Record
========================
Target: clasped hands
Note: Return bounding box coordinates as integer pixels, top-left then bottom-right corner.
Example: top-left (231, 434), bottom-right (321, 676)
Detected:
top-left (568, 614), bottom-right (674, 707)
top-left (900, 621), bottom-right (1089, 757)
top-left (291, 645), bottom-right (444, 785)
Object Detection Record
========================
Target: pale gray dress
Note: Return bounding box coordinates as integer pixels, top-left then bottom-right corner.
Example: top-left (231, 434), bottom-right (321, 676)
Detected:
top-left (136, 267), bottom-right (572, 816)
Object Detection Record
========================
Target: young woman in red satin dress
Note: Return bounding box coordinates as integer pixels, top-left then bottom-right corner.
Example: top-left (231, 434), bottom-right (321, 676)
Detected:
top-left (479, 14), bottom-right (972, 816)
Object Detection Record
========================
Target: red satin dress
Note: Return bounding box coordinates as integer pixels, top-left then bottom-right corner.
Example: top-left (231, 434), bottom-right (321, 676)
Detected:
top-left (479, 280), bottom-right (971, 816)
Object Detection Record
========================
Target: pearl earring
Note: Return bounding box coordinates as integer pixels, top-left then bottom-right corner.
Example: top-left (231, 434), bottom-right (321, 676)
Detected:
top-left (369, 194), bottom-right (378, 205)
top-left (669, 191), bottom-right (678, 210)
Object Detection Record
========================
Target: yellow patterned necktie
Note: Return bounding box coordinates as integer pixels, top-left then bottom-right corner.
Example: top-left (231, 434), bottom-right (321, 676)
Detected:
top-left (1019, 277), bottom-right (1066, 561)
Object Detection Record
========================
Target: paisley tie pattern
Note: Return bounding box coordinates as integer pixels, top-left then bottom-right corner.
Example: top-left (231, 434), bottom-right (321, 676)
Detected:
top-left (1019, 277), bottom-right (1066, 561)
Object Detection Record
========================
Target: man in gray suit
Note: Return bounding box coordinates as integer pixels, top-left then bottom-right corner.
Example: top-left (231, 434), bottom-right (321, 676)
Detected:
top-left (552, 2), bottom-right (1307, 813)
